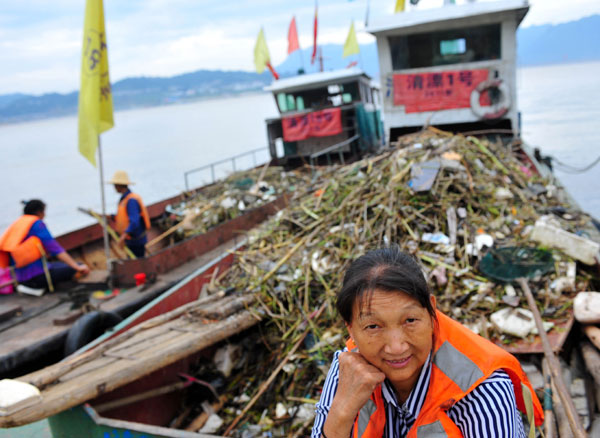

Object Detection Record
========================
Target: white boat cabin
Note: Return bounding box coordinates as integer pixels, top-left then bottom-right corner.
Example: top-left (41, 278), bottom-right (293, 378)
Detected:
top-left (264, 68), bottom-right (383, 166)
top-left (367, 0), bottom-right (529, 141)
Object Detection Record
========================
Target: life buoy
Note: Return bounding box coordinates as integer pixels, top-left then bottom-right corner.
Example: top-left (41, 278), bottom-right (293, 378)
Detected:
top-left (470, 79), bottom-right (511, 120)
top-left (64, 311), bottom-right (122, 356)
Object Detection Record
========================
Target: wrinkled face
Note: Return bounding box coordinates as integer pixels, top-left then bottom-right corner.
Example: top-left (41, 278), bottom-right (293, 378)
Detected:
top-left (346, 289), bottom-right (435, 399)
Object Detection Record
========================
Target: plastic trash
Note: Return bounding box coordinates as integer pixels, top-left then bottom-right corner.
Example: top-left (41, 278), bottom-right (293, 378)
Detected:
top-left (408, 160), bottom-right (441, 192)
top-left (421, 232), bottom-right (450, 245)
top-left (213, 343), bottom-right (242, 378)
top-left (199, 414), bottom-right (224, 434)
top-left (573, 292), bottom-right (600, 324)
top-left (491, 308), bottom-right (549, 338)
top-left (495, 187), bottom-right (514, 200)
top-left (276, 402), bottom-right (287, 418)
top-left (530, 215), bottom-right (600, 265)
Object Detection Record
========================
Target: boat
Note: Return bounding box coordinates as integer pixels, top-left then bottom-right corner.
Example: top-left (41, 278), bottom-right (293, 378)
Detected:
top-left (264, 68), bottom-right (384, 166)
top-left (2, 1), bottom-right (598, 436)
top-left (0, 157), bottom-right (296, 379)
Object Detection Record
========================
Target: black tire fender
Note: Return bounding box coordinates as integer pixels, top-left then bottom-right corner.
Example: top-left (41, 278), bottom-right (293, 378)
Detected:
top-left (64, 311), bottom-right (122, 356)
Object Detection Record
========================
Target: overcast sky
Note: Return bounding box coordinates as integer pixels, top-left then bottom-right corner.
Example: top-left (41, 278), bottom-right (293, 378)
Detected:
top-left (2, 0), bottom-right (599, 95)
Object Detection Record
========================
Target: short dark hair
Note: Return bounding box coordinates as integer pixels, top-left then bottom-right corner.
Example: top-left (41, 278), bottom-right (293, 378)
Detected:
top-left (23, 199), bottom-right (46, 216)
top-left (336, 247), bottom-right (435, 323)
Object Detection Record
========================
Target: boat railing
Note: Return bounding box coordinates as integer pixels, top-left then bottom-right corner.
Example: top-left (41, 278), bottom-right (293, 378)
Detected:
top-left (309, 134), bottom-right (360, 168)
top-left (183, 147), bottom-right (269, 191)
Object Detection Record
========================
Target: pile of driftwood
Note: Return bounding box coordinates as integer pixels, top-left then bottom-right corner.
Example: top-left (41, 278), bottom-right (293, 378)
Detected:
top-left (166, 129), bottom-right (600, 436)
top-left (148, 166), bottom-right (312, 250)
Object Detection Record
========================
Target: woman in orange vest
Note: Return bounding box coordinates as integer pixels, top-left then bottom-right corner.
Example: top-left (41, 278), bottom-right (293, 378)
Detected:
top-left (312, 247), bottom-right (543, 438)
top-left (108, 170), bottom-right (150, 258)
top-left (0, 200), bottom-right (90, 290)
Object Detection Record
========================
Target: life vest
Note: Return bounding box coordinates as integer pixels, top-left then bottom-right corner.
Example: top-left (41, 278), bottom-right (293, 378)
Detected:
top-left (0, 215), bottom-right (44, 269)
top-left (115, 192), bottom-right (150, 236)
top-left (349, 310), bottom-right (544, 438)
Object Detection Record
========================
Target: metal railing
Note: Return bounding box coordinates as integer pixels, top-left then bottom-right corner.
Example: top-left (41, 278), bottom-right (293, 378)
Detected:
top-left (309, 134), bottom-right (360, 168)
top-left (184, 147), bottom-right (268, 191)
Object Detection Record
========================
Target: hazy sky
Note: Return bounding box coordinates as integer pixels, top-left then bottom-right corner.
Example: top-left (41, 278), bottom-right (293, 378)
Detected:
top-left (2, 0), bottom-right (599, 95)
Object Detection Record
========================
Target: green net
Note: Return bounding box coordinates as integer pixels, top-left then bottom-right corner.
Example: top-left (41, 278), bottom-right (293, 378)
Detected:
top-left (479, 246), bottom-right (554, 283)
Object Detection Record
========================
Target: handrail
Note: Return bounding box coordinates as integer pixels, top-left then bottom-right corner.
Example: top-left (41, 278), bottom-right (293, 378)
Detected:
top-left (183, 147), bottom-right (268, 191)
top-left (309, 134), bottom-right (360, 168)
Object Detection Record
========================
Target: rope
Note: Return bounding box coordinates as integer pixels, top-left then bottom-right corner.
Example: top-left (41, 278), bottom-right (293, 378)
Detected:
top-left (551, 155), bottom-right (600, 174)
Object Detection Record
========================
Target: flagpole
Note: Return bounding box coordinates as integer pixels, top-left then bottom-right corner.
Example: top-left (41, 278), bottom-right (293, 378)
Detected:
top-left (97, 136), bottom-right (112, 287)
top-left (297, 49), bottom-right (305, 72)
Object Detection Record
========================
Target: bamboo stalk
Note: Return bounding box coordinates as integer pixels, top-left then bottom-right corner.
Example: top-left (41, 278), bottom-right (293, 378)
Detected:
top-left (517, 279), bottom-right (587, 438)
top-left (78, 207), bottom-right (136, 259)
top-left (223, 301), bottom-right (327, 436)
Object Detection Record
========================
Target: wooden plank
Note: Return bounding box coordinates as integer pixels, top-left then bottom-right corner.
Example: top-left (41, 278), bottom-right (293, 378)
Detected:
top-left (0, 305), bottom-right (22, 323)
top-left (3, 311), bottom-right (259, 427)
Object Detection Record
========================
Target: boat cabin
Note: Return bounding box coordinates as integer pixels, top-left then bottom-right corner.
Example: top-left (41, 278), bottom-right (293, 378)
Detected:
top-left (265, 68), bottom-right (383, 166)
top-left (367, 0), bottom-right (529, 140)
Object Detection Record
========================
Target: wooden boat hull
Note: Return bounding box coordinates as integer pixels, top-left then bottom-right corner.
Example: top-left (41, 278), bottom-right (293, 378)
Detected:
top-left (0, 190), bottom-right (289, 379)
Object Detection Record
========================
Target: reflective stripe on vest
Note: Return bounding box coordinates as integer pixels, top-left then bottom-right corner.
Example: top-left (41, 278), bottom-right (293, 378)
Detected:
top-left (115, 192), bottom-right (150, 235)
top-left (0, 215), bottom-right (43, 268)
top-left (349, 310), bottom-right (544, 438)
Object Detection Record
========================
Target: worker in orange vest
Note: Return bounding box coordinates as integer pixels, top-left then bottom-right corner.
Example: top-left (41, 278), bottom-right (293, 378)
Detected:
top-left (0, 200), bottom-right (90, 290)
top-left (312, 247), bottom-right (543, 438)
top-left (108, 170), bottom-right (150, 258)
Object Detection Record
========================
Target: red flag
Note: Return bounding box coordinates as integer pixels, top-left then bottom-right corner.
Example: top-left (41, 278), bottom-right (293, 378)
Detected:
top-left (288, 16), bottom-right (300, 54)
top-left (311, 1), bottom-right (318, 64)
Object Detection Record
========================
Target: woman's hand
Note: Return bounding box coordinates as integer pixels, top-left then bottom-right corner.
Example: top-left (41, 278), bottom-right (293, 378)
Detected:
top-left (322, 350), bottom-right (385, 438)
top-left (336, 350), bottom-right (386, 413)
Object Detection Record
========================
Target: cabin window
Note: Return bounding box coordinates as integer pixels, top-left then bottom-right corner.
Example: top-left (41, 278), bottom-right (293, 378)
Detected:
top-left (277, 93), bottom-right (287, 112)
top-left (389, 23), bottom-right (501, 69)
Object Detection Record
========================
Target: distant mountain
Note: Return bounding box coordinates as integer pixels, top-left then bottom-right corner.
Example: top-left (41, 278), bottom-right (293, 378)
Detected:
top-left (1, 14), bottom-right (599, 124)
top-left (0, 70), bottom-right (273, 124)
top-left (275, 43), bottom-right (379, 79)
top-left (517, 15), bottom-right (600, 66)
top-left (0, 93), bottom-right (28, 109)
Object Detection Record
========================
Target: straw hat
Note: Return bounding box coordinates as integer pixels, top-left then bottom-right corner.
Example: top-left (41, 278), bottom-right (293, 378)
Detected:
top-left (107, 170), bottom-right (134, 185)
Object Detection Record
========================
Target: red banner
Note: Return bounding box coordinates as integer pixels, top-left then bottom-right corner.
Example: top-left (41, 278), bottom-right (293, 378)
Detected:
top-left (282, 107), bottom-right (342, 142)
top-left (393, 69), bottom-right (489, 113)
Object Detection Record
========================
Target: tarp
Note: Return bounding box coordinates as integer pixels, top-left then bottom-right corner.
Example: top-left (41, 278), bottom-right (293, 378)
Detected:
top-left (393, 69), bottom-right (489, 113)
top-left (282, 107), bottom-right (342, 142)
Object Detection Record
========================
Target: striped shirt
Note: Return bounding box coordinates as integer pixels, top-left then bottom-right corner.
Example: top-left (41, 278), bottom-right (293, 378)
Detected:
top-left (311, 350), bottom-right (525, 438)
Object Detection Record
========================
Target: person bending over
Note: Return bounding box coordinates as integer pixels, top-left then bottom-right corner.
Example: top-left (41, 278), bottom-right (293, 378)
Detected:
top-left (0, 200), bottom-right (89, 290)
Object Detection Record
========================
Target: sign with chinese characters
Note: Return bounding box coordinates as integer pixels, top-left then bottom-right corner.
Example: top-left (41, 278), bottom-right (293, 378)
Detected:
top-left (393, 69), bottom-right (489, 113)
top-left (282, 107), bottom-right (342, 142)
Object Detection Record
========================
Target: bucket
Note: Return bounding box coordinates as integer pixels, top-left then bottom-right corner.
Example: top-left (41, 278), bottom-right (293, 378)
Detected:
top-left (133, 273), bottom-right (146, 286)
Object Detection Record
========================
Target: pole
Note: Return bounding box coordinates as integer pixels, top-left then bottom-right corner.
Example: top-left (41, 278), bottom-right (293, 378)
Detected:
top-left (97, 137), bottom-right (113, 288)
top-left (517, 278), bottom-right (587, 438)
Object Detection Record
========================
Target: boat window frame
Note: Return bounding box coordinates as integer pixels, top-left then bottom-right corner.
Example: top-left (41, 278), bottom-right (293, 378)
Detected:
top-left (389, 23), bottom-right (502, 70)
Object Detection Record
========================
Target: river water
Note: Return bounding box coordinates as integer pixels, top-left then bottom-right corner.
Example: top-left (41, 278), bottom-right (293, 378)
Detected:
top-left (1, 60), bottom-right (599, 235)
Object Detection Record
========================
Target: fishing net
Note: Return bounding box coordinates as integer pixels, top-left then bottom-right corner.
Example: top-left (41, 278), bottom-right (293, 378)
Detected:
top-left (479, 246), bottom-right (554, 283)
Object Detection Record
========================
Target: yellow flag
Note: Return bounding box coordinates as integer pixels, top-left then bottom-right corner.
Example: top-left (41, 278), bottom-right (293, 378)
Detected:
top-left (78, 0), bottom-right (114, 167)
top-left (343, 22), bottom-right (360, 58)
top-left (395, 0), bottom-right (405, 13)
top-left (254, 28), bottom-right (271, 74)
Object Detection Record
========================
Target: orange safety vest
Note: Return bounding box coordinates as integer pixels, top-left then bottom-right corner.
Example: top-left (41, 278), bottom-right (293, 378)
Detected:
top-left (349, 310), bottom-right (544, 438)
top-left (115, 192), bottom-right (150, 236)
top-left (0, 215), bottom-right (44, 269)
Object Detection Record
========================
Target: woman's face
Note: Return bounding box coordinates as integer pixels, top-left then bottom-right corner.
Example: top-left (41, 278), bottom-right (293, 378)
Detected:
top-left (346, 289), bottom-right (435, 399)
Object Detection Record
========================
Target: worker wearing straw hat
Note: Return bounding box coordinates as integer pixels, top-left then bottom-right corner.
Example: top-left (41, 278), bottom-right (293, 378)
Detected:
top-left (108, 170), bottom-right (150, 258)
